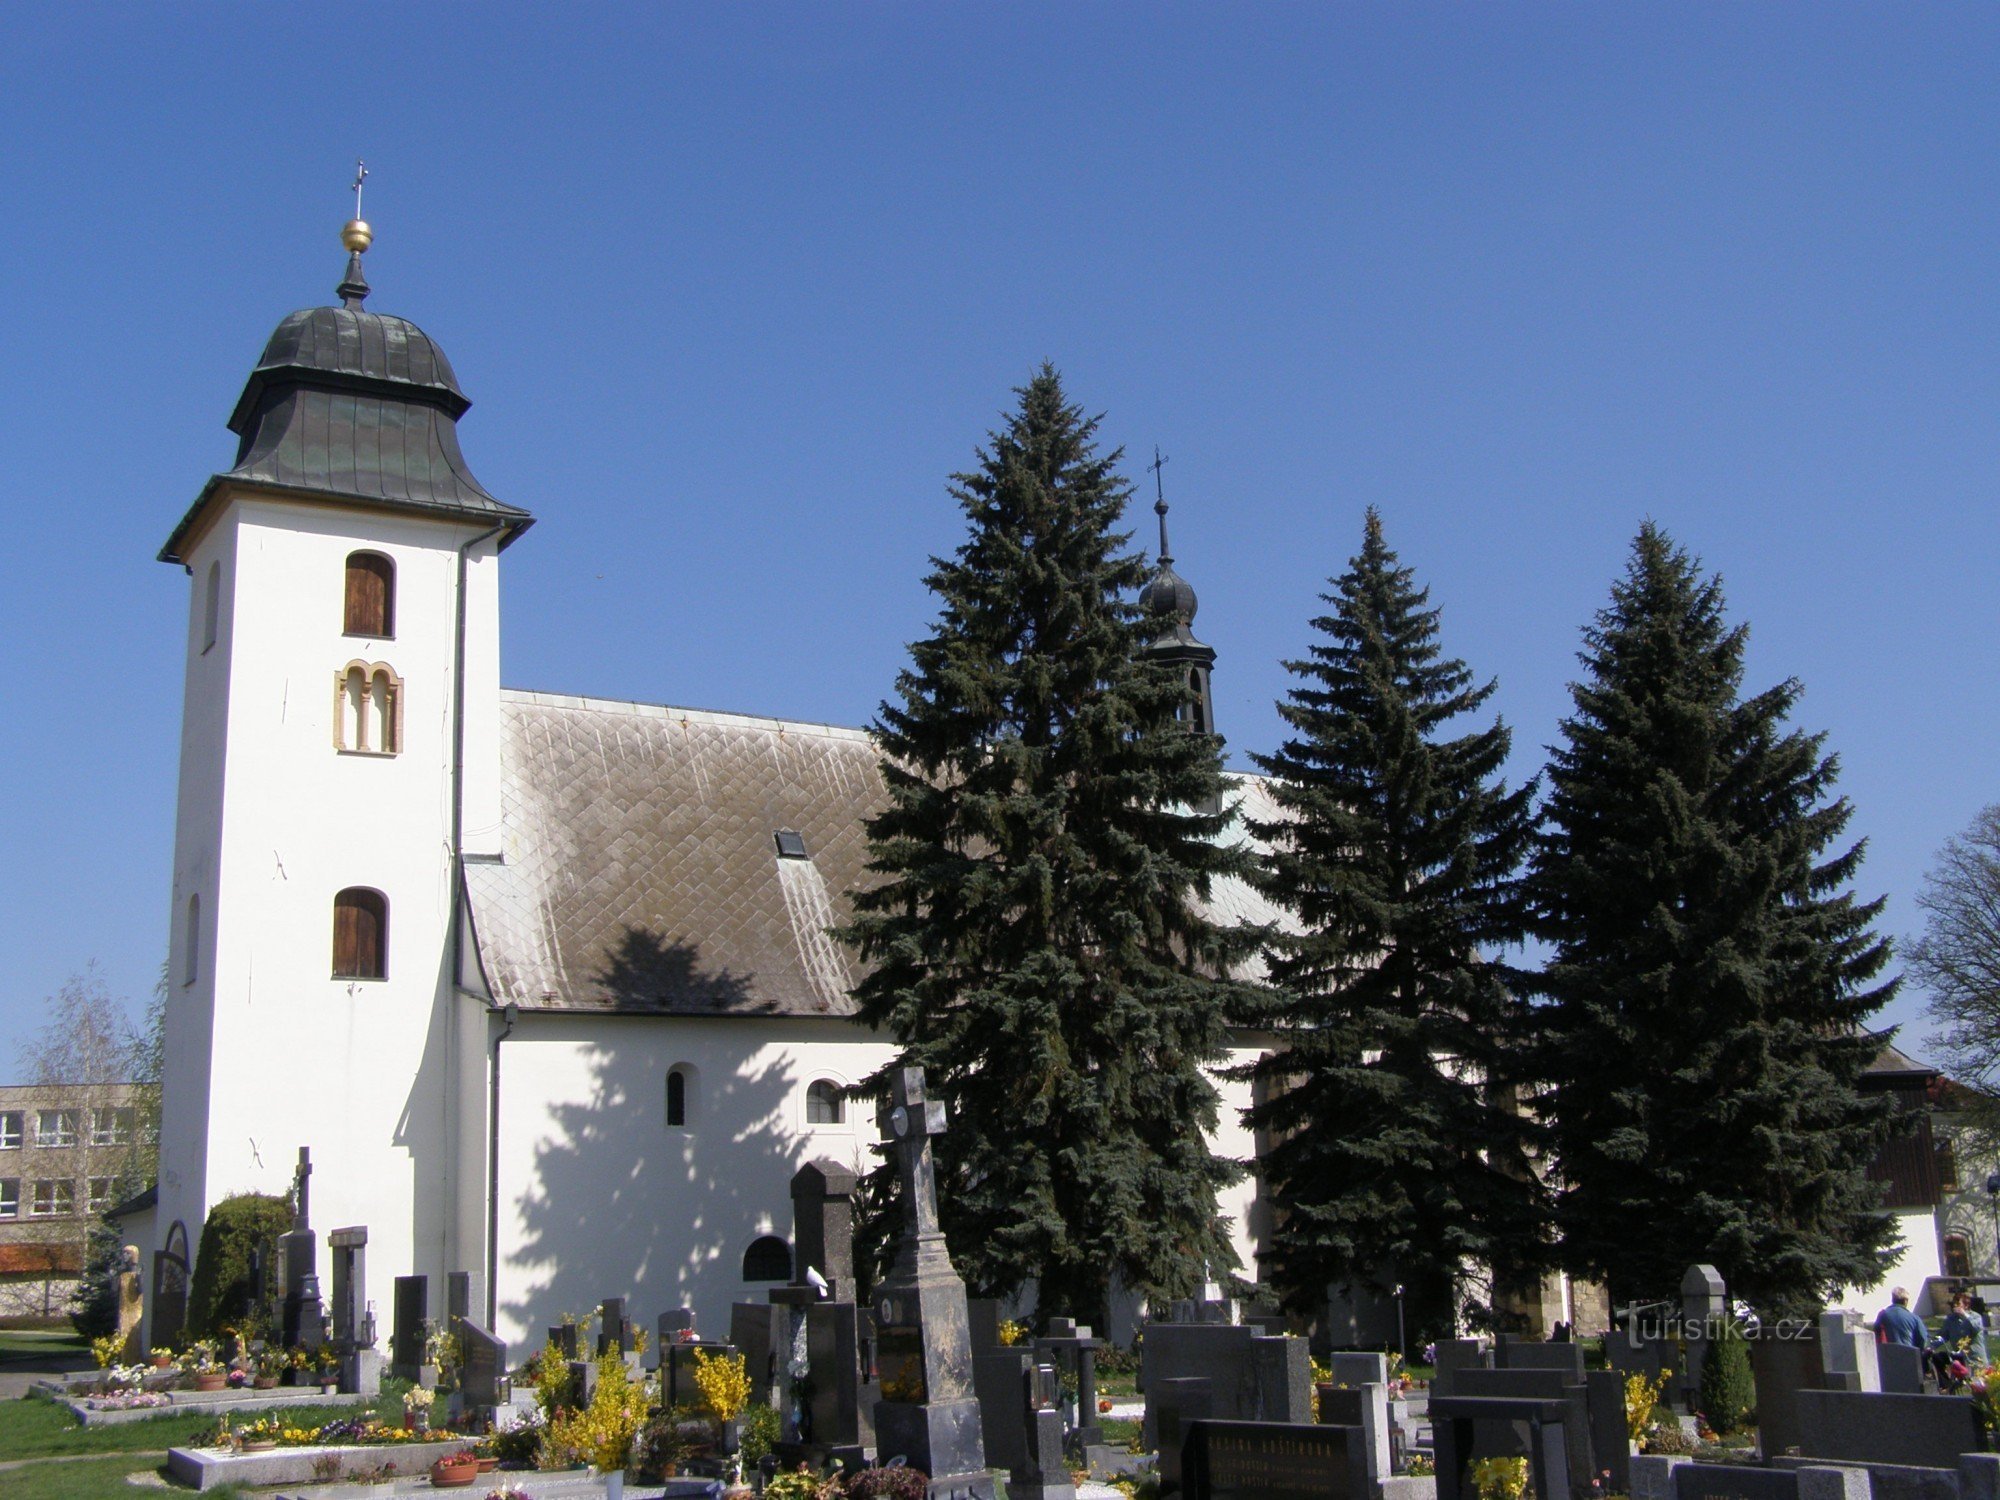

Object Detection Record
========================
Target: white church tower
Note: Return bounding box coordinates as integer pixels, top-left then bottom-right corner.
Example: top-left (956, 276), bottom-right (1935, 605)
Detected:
top-left (153, 213), bottom-right (533, 1326)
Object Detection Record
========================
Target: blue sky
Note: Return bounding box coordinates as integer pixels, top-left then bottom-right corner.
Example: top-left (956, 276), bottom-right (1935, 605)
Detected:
top-left (4, 5), bottom-right (1995, 1066)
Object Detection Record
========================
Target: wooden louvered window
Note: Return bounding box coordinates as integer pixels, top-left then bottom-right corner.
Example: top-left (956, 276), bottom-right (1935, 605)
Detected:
top-left (344, 553), bottom-right (395, 638)
top-left (332, 888), bottom-right (388, 980)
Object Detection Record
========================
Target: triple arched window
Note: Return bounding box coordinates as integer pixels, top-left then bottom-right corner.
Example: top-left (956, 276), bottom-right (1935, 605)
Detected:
top-left (332, 888), bottom-right (388, 980)
top-left (344, 552), bottom-right (395, 638)
top-left (335, 662), bottom-right (402, 755)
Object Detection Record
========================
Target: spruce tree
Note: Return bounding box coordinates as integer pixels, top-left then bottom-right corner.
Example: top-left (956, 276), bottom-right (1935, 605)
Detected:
top-left (1532, 523), bottom-right (1895, 1315)
top-left (843, 365), bottom-right (1260, 1329)
top-left (1244, 509), bottom-right (1543, 1337)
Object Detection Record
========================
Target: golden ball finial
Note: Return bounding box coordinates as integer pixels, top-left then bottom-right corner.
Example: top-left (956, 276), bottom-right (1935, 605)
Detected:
top-left (341, 219), bottom-right (373, 254)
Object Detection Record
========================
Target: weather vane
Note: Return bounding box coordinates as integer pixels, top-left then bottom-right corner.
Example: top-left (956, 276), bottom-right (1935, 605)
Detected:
top-left (350, 158), bottom-right (368, 221)
top-left (1146, 446), bottom-right (1173, 562)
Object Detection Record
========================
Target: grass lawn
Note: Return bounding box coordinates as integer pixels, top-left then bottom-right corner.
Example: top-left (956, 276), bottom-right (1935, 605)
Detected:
top-left (0, 1455), bottom-right (200, 1500)
top-left (0, 1329), bottom-right (90, 1362)
top-left (0, 1389), bottom-right (402, 1459)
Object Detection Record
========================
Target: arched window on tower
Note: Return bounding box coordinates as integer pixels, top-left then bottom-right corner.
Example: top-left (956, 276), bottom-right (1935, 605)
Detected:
top-left (332, 888), bottom-right (388, 980)
top-left (344, 552), bottom-right (395, 638)
top-left (202, 562), bottom-right (221, 654)
top-left (666, 1066), bottom-right (696, 1128)
top-left (742, 1235), bottom-right (792, 1283)
top-left (806, 1080), bottom-right (845, 1125)
top-left (334, 662), bottom-right (402, 755)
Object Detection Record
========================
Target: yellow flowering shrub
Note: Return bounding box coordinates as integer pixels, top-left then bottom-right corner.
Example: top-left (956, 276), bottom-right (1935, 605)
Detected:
top-left (1625, 1369), bottom-right (1669, 1443)
top-left (1471, 1456), bottom-right (1529, 1500)
top-left (546, 1354), bottom-right (652, 1473)
top-left (693, 1347), bottom-right (751, 1425)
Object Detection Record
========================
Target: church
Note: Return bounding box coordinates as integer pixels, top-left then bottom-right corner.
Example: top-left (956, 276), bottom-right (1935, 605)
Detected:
top-left (143, 215), bottom-right (1293, 1352)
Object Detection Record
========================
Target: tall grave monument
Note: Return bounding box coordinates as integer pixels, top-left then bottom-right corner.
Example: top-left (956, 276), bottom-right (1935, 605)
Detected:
top-left (871, 1067), bottom-right (994, 1499)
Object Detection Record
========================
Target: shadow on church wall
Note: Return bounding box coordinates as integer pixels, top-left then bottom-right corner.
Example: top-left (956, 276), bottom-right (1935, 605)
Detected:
top-left (500, 928), bottom-right (815, 1343)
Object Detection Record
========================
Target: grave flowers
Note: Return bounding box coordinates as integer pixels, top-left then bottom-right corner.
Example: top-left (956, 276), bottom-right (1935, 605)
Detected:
top-left (545, 1354), bottom-right (652, 1500)
top-left (404, 1382), bottom-right (437, 1431)
top-left (1471, 1455), bottom-right (1530, 1500)
top-left (691, 1346), bottom-right (751, 1492)
top-left (431, 1446), bottom-right (482, 1488)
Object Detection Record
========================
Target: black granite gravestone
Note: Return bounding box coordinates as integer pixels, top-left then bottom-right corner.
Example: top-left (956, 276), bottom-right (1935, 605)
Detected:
top-left (459, 1320), bottom-right (507, 1411)
top-left (1430, 1395), bottom-right (1573, 1500)
top-left (390, 1274), bottom-right (427, 1382)
top-left (280, 1148), bottom-right (325, 1353)
top-left (1182, 1419), bottom-right (1368, 1500)
top-left (972, 1348), bottom-right (1075, 1500)
top-left (870, 1066), bottom-right (993, 1499)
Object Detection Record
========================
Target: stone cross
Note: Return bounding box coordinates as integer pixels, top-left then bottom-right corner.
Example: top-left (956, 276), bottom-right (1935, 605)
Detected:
top-left (882, 1068), bottom-right (949, 1240)
top-left (292, 1147), bottom-right (312, 1233)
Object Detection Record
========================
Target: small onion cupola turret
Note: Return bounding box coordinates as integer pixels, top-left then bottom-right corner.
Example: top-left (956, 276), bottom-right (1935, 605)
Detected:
top-left (1136, 447), bottom-right (1217, 739)
top-left (160, 211), bottom-right (533, 564)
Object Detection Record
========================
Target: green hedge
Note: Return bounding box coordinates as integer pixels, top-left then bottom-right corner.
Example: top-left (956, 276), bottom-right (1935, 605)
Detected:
top-left (186, 1193), bottom-right (292, 1339)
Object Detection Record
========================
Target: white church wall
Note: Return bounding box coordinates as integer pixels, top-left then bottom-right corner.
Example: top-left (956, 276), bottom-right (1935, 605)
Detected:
top-left (492, 1013), bottom-right (899, 1348)
top-left (159, 489), bottom-right (508, 1305)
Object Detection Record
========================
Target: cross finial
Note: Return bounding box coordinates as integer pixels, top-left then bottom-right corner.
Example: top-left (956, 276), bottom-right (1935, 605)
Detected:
top-left (1146, 447), bottom-right (1172, 565)
top-left (351, 159), bottom-right (368, 220)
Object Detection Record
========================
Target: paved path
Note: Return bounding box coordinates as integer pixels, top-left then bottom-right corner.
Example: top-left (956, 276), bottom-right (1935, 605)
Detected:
top-left (0, 1449), bottom-right (167, 1472)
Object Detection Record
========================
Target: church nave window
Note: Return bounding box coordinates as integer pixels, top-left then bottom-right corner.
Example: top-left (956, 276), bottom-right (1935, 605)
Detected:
top-left (805, 1079), bottom-right (845, 1126)
top-left (335, 662), bottom-right (403, 755)
top-left (344, 552), bottom-right (395, 638)
top-left (741, 1235), bottom-right (791, 1283)
top-left (666, 1065), bottom-right (697, 1129)
top-left (332, 887), bottom-right (389, 980)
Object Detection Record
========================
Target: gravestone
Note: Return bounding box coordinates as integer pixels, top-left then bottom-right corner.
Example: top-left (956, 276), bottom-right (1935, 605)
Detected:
top-left (1677, 1265), bottom-right (1726, 1411)
top-left (1327, 1352), bottom-right (1389, 1388)
top-left (966, 1298), bottom-right (1002, 1355)
top-left (1454, 1367), bottom-right (1595, 1491)
top-left (391, 1274), bottom-right (428, 1382)
top-left (598, 1296), bottom-right (628, 1357)
top-left (732, 1302), bottom-right (785, 1406)
top-left (280, 1148), bottom-right (325, 1352)
top-left (1878, 1342), bottom-right (1926, 1395)
top-left (972, 1349), bottom-right (1075, 1500)
top-left (1818, 1311), bottom-right (1880, 1394)
top-left (1630, 1457), bottom-right (1866, 1500)
top-left (1795, 1389), bottom-right (1983, 1470)
top-left (1430, 1395), bottom-right (1572, 1500)
top-left (1753, 1330), bottom-right (1827, 1460)
top-left (1142, 1320), bottom-right (1311, 1449)
top-left (1605, 1327), bottom-right (1664, 1381)
top-left (1038, 1317), bottom-right (1105, 1453)
top-left (1154, 1376), bottom-right (1214, 1492)
top-left (459, 1320), bottom-right (507, 1411)
top-left (792, 1160), bottom-right (858, 1302)
top-left (869, 1067), bottom-right (993, 1497)
top-left (662, 1337), bottom-right (736, 1412)
top-left (327, 1228), bottom-right (368, 1348)
top-left (1500, 1342), bottom-right (1588, 1382)
top-left (1183, 1418), bottom-right (1370, 1500)
top-left (1317, 1381), bottom-right (1392, 1488)
top-left (658, 1306), bottom-right (695, 1350)
top-left (1585, 1368), bottom-right (1633, 1495)
top-left (1432, 1338), bottom-right (1494, 1397)
top-left (549, 1322), bottom-right (579, 1360)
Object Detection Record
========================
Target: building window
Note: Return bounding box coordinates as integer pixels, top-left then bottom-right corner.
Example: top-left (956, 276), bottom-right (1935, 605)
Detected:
top-left (806, 1080), bottom-right (845, 1125)
top-left (332, 888), bottom-right (389, 980)
top-left (34, 1111), bottom-right (77, 1149)
top-left (1938, 1140), bottom-right (1961, 1196)
top-left (202, 561), bottom-right (221, 654)
top-left (344, 552), bottom-right (395, 638)
top-left (87, 1178), bottom-right (116, 1215)
top-left (742, 1235), bottom-right (792, 1283)
top-left (184, 893), bottom-right (200, 986)
top-left (334, 662), bottom-right (403, 755)
top-left (1947, 1234), bottom-right (1973, 1279)
top-left (0, 1113), bottom-right (19, 1150)
top-left (0, 1180), bottom-right (15, 1219)
top-left (30, 1180), bottom-right (74, 1218)
top-left (90, 1109), bottom-right (134, 1148)
top-left (666, 1066), bottom-right (695, 1129)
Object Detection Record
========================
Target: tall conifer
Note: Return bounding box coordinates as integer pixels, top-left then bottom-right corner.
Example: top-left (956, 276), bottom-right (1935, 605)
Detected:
top-left (1244, 510), bottom-right (1542, 1336)
top-left (1532, 523), bottom-right (1895, 1313)
top-left (843, 366), bottom-right (1260, 1329)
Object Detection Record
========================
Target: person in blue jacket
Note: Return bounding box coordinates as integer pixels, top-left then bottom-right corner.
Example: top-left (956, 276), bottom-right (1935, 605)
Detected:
top-left (1875, 1286), bottom-right (1928, 1348)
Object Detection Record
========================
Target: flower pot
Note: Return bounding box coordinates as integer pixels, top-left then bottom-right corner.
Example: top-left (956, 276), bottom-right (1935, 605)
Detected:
top-left (194, 1372), bottom-right (227, 1392)
top-left (476, 1456), bottom-right (499, 1472)
top-left (600, 1469), bottom-right (626, 1500)
top-left (429, 1456), bottom-right (480, 1488)
top-left (253, 1376), bottom-right (277, 1390)
top-left (241, 1438), bottom-right (276, 1453)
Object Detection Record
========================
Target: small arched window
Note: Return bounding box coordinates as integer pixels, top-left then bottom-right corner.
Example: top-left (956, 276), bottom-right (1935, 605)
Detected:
top-left (183, 894), bottom-right (200, 986)
top-left (1946, 1233), bottom-right (1973, 1279)
top-left (202, 562), bottom-right (221, 653)
top-left (666, 1066), bottom-right (694, 1128)
top-left (332, 887), bottom-right (388, 980)
top-left (742, 1235), bottom-right (792, 1282)
top-left (806, 1080), bottom-right (845, 1125)
top-left (334, 662), bottom-right (403, 755)
top-left (344, 552), bottom-right (395, 638)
